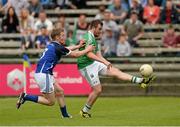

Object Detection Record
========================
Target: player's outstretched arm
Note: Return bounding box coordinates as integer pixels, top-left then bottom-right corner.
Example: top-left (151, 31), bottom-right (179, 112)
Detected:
top-left (96, 51), bottom-right (112, 69)
top-left (66, 45), bottom-right (80, 51)
top-left (66, 40), bottom-right (85, 51)
top-left (86, 51), bottom-right (111, 67)
top-left (69, 45), bottom-right (94, 57)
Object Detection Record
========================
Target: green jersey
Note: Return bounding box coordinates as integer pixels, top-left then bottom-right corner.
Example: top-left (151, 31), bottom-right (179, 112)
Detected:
top-left (77, 31), bottom-right (99, 69)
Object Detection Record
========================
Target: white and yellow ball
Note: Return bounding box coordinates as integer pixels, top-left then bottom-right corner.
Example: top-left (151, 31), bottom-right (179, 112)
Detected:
top-left (139, 64), bottom-right (153, 77)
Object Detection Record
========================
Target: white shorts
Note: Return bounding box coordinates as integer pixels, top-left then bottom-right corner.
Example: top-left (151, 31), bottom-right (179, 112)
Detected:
top-left (79, 61), bottom-right (107, 87)
top-left (34, 73), bottom-right (55, 93)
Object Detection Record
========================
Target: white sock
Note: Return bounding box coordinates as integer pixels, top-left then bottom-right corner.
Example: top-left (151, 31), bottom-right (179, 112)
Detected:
top-left (131, 76), bottom-right (143, 84)
top-left (82, 104), bottom-right (91, 113)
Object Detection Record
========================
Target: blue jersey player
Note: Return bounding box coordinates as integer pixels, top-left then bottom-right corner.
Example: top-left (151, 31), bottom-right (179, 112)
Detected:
top-left (16, 28), bottom-right (94, 118)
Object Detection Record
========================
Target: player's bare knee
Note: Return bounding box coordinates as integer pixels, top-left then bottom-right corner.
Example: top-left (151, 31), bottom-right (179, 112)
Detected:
top-left (108, 67), bottom-right (117, 76)
top-left (112, 67), bottom-right (120, 73)
top-left (47, 100), bottom-right (55, 106)
top-left (58, 90), bottom-right (64, 96)
top-left (94, 86), bottom-right (102, 95)
top-left (46, 98), bottom-right (56, 106)
top-left (97, 88), bottom-right (102, 95)
top-left (55, 89), bottom-right (64, 96)
top-left (110, 67), bottom-right (122, 76)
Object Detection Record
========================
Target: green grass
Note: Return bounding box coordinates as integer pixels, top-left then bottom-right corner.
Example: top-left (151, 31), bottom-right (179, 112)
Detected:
top-left (0, 97), bottom-right (180, 126)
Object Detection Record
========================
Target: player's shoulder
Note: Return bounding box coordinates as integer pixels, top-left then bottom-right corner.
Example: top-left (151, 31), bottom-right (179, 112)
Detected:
top-left (51, 41), bottom-right (69, 52)
top-left (83, 31), bottom-right (89, 38)
top-left (84, 31), bottom-right (95, 42)
top-left (46, 41), bottom-right (61, 51)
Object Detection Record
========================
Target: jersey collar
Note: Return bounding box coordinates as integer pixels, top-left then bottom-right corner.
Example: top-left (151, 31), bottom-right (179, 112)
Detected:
top-left (88, 31), bottom-right (95, 38)
top-left (52, 41), bottom-right (61, 45)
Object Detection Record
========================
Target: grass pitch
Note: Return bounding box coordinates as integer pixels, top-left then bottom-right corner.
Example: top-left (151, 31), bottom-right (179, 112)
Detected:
top-left (0, 97), bottom-right (180, 126)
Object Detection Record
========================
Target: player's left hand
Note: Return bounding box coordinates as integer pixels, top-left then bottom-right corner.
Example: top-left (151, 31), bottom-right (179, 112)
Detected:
top-left (79, 40), bottom-right (86, 47)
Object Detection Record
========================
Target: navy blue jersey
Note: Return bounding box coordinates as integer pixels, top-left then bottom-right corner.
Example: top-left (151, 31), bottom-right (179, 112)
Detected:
top-left (35, 41), bottom-right (71, 75)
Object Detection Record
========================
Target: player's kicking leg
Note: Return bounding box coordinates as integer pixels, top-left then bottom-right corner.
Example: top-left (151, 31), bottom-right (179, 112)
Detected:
top-left (106, 66), bottom-right (155, 88)
top-left (54, 82), bottom-right (72, 118)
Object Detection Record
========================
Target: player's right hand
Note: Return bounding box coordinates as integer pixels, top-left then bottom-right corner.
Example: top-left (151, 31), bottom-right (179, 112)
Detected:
top-left (107, 62), bottom-right (112, 70)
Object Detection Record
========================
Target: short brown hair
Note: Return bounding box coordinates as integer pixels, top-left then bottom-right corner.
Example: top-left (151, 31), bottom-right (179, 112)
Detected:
top-left (89, 20), bottom-right (103, 29)
top-left (51, 28), bottom-right (64, 40)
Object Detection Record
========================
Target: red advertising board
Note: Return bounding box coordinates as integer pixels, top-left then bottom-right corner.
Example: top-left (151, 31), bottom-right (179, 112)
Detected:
top-left (0, 64), bottom-right (91, 96)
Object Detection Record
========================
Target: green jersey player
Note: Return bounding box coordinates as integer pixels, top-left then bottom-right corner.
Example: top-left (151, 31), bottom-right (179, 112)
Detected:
top-left (77, 20), bottom-right (155, 118)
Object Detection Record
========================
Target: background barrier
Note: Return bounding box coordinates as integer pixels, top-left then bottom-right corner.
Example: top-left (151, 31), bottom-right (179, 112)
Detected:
top-left (0, 64), bottom-right (91, 96)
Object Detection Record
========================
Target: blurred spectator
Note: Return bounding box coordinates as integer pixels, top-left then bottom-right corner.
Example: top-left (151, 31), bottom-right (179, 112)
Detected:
top-left (143, 0), bottom-right (160, 24)
top-left (65, 30), bottom-right (74, 46)
top-left (75, 14), bottom-right (88, 42)
top-left (2, 6), bottom-right (19, 33)
top-left (54, 15), bottom-right (69, 37)
top-left (0, 0), bottom-right (7, 17)
top-left (122, 11), bottom-right (144, 47)
top-left (69, 0), bottom-right (87, 9)
top-left (162, 25), bottom-right (178, 48)
top-left (34, 10), bottom-right (53, 34)
top-left (28, 0), bottom-right (43, 17)
top-left (5, 0), bottom-right (29, 16)
top-left (160, 0), bottom-right (179, 24)
top-left (109, 0), bottom-right (129, 11)
top-left (55, 0), bottom-right (71, 9)
top-left (0, 0), bottom-right (7, 32)
top-left (40, 0), bottom-right (56, 9)
top-left (95, 5), bottom-right (106, 20)
top-left (128, 0), bottom-right (144, 21)
top-left (102, 9), bottom-right (119, 35)
top-left (109, 0), bottom-right (128, 24)
top-left (0, 0), bottom-right (7, 6)
top-left (116, 33), bottom-right (131, 56)
top-left (154, 0), bottom-right (166, 7)
top-left (36, 25), bottom-right (50, 49)
top-left (19, 8), bottom-right (35, 50)
top-left (176, 35), bottom-right (180, 47)
top-left (178, 5), bottom-right (180, 23)
top-left (101, 26), bottom-right (117, 57)
top-left (129, 0), bottom-right (147, 8)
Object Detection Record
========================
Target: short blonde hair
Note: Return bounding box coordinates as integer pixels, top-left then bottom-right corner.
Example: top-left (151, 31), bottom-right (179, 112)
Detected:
top-left (50, 28), bottom-right (64, 40)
